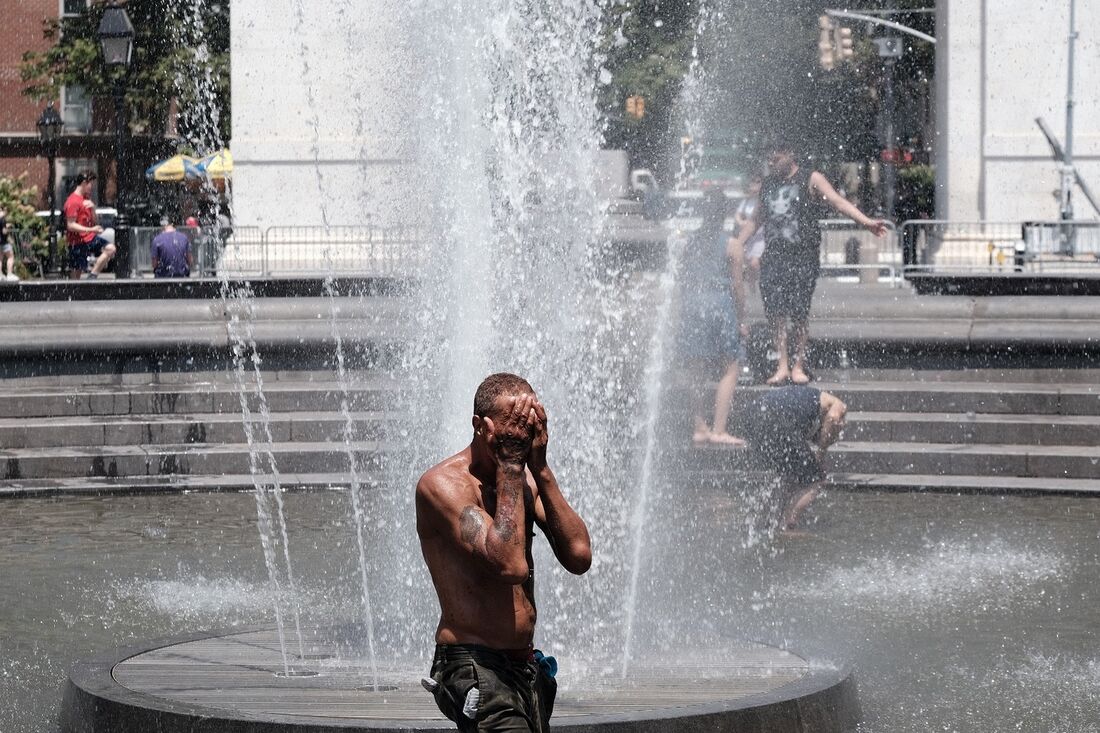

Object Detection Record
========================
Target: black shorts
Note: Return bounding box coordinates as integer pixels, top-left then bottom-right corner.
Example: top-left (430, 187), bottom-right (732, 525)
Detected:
top-left (759, 256), bottom-right (819, 320)
top-left (68, 236), bottom-right (109, 272)
top-left (751, 385), bottom-right (825, 484)
top-left (427, 644), bottom-right (557, 732)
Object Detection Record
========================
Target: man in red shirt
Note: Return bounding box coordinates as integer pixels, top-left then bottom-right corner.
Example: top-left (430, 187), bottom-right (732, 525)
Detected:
top-left (64, 171), bottom-right (116, 279)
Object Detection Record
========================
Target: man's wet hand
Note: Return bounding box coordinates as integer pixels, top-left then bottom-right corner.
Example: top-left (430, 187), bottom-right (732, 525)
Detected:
top-left (487, 394), bottom-right (535, 468)
top-left (528, 400), bottom-right (548, 473)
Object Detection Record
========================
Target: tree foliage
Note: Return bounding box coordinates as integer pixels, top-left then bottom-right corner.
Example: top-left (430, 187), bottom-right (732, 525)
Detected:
top-left (20, 1), bottom-right (230, 147)
top-left (0, 174), bottom-right (48, 276)
top-left (602, 0), bottom-right (936, 183)
top-left (599, 0), bottom-right (699, 173)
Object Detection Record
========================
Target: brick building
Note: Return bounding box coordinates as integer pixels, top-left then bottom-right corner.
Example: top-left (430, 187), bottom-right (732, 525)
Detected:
top-left (1, 0), bottom-right (173, 212)
top-left (0, 0), bottom-right (62, 204)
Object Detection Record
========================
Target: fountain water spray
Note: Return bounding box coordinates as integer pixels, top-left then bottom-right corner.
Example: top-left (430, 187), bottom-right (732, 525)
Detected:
top-left (291, 0), bottom-right (382, 686)
top-left (174, 0), bottom-right (307, 671)
top-left (620, 0), bottom-right (714, 676)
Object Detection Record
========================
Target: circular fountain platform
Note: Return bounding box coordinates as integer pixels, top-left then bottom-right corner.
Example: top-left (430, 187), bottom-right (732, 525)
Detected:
top-left (62, 627), bottom-right (859, 732)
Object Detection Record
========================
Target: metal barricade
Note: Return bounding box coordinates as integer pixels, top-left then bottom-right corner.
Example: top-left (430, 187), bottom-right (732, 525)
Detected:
top-left (263, 225), bottom-right (423, 277)
top-left (213, 226), bottom-right (265, 277)
top-left (10, 229), bottom-right (44, 278)
top-left (817, 218), bottom-right (901, 286)
top-left (131, 226), bottom-right (221, 277)
top-left (900, 220), bottom-right (1100, 275)
top-left (1019, 221), bottom-right (1100, 268)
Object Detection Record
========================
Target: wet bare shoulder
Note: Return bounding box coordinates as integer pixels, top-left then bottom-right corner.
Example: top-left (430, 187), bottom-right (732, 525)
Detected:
top-left (416, 455), bottom-right (478, 513)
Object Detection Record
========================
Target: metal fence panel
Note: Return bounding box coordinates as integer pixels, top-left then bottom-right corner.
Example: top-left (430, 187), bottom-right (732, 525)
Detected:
top-left (817, 218), bottom-right (900, 284)
top-left (262, 225), bottom-right (423, 277)
top-left (9, 229), bottom-right (44, 278)
top-left (900, 220), bottom-right (1100, 274)
top-left (213, 226), bottom-right (265, 277)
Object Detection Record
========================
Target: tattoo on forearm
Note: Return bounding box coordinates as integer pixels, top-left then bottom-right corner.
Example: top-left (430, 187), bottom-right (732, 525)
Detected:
top-left (459, 506), bottom-right (484, 545)
top-left (496, 518), bottom-right (517, 543)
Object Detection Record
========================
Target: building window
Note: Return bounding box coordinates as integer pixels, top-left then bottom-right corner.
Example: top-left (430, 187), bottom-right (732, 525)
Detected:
top-left (62, 0), bottom-right (89, 16)
top-left (62, 85), bottom-right (92, 133)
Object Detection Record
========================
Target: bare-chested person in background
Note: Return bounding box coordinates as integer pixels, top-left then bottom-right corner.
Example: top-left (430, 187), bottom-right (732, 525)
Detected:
top-left (416, 372), bottom-right (591, 732)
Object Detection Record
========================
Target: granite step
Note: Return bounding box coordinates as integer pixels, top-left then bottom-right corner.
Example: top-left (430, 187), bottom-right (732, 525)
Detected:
top-left (670, 440), bottom-right (1100, 481)
top-left (838, 411), bottom-right (1100, 446)
top-left (0, 472), bottom-right (380, 498)
top-left (0, 441), bottom-right (396, 480)
top-left (830, 440), bottom-right (1100, 480)
top-left (814, 381), bottom-right (1100, 416)
top-left (830, 472), bottom-right (1100, 496)
top-left (0, 379), bottom-right (406, 419)
top-left (0, 411), bottom-right (394, 449)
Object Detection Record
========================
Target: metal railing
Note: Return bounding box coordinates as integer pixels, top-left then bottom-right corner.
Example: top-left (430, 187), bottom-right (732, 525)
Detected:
top-left (125, 225), bottom-right (422, 279)
top-left (27, 218), bottom-right (1100, 281)
top-left (900, 219), bottom-right (1100, 274)
top-left (8, 230), bottom-right (44, 278)
top-left (818, 218), bottom-right (901, 285)
top-left (131, 226), bottom-right (227, 277)
top-left (262, 225), bottom-right (424, 277)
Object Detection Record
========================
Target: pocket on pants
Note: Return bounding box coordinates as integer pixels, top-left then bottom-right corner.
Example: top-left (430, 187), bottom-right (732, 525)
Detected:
top-left (432, 662), bottom-right (481, 723)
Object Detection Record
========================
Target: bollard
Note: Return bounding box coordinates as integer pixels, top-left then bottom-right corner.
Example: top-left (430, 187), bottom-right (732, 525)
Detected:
top-left (858, 240), bottom-right (878, 284)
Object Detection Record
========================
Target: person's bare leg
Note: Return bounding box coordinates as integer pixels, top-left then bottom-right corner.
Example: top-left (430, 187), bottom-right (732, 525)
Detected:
top-left (790, 317), bottom-right (811, 384)
top-left (689, 360), bottom-right (711, 444)
top-left (746, 257), bottom-right (761, 295)
top-left (708, 359), bottom-right (745, 446)
top-left (766, 316), bottom-right (790, 385)
top-left (90, 244), bottom-right (116, 275)
top-left (781, 480), bottom-right (821, 531)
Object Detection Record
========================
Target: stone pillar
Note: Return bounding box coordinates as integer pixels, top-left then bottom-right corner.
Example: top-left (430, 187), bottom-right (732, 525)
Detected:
top-left (230, 1), bottom-right (415, 230)
top-left (936, 0), bottom-right (1100, 223)
top-left (935, 0), bottom-right (983, 222)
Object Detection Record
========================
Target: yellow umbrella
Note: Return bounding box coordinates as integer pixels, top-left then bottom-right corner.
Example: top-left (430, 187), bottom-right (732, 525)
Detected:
top-left (197, 149), bottom-right (233, 180)
top-left (145, 154), bottom-right (200, 182)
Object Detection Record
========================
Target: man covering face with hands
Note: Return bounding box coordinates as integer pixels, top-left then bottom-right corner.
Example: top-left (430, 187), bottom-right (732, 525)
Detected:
top-left (416, 373), bottom-right (591, 732)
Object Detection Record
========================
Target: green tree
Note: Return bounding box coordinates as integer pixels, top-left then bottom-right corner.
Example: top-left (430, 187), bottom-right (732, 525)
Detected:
top-left (0, 174), bottom-right (48, 277)
top-left (20, 1), bottom-right (230, 147)
top-left (599, 1), bottom-right (699, 175)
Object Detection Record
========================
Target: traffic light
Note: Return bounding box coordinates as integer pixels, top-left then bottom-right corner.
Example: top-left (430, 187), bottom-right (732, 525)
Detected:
top-left (817, 15), bottom-right (836, 70)
top-left (835, 26), bottom-right (854, 62)
top-left (625, 95), bottom-right (645, 119)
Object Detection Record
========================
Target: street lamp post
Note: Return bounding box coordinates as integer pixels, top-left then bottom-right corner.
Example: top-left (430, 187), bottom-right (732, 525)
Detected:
top-left (873, 37), bottom-right (903, 222)
top-left (36, 102), bottom-right (64, 277)
top-left (97, 3), bottom-right (135, 279)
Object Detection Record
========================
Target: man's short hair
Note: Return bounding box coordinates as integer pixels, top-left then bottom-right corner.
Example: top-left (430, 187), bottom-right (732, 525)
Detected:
top-left (474, 373), bottom-right (534, 417)
top-left (160, 216), bottom-right (171, 227)
top-left (770, 134), bottom-right (798, 154)
top-left (75, 170), bottom-right (97, 184)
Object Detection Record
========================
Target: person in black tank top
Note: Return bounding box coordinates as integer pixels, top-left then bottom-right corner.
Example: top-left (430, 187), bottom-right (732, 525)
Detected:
top-left (730, 139), bottom-right (888, 386)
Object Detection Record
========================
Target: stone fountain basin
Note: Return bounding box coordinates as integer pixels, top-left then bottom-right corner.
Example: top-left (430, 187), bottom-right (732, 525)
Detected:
top-left (61, 626), bottom-right (859, 732)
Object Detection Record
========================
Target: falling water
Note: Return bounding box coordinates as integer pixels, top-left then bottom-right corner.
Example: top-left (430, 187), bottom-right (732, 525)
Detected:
top-left (174, 0), bottom-right (307, 669)
top-left (620, 1), bottom-right (713, 676)
top-left (322, 0), bottom-right (674, 663)
top-left (291, 0), bottom-right (382, 684)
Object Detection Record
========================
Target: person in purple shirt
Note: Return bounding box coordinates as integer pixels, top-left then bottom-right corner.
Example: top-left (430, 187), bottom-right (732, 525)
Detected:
top-left (151, 217), bottom-right (193, 278)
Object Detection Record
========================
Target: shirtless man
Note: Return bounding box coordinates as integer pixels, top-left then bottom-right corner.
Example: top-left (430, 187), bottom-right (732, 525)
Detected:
top-left (416, 373), bottom-right (591, 732)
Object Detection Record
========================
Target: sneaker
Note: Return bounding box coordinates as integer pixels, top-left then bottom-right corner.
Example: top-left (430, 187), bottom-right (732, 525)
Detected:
top-left (86, 273), bottom-right (98, 280)
top-left (4, 273), bottom-right (18, 282)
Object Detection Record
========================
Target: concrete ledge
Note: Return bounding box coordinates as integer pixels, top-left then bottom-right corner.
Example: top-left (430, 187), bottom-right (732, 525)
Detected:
top-left (907, 274), bottom-right (1100, 296)
top-left (0, 276), bottom-right (413, 303)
